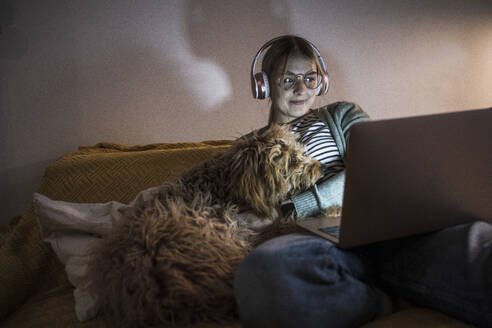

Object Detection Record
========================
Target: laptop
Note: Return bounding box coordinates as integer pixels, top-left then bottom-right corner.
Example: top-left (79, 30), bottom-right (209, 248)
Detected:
top-left (296, 107), bottom-right (492, 248)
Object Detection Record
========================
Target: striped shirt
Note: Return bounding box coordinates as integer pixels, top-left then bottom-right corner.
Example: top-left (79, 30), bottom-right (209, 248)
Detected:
top-left (289, 111), bottom-right (344, 179)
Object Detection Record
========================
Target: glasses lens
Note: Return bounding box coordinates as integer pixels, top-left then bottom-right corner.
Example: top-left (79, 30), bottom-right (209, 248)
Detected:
top-left (282, 76), bottom-right (295, 90)
top-left (304, 73), bottom-right (320, 89)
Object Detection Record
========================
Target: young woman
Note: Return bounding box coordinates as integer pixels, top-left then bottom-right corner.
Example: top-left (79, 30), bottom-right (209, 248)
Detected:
top-left (234, 35), bottom-right (492, 328)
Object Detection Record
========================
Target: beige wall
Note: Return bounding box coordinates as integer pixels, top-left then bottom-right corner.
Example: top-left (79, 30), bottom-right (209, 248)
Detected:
top-left (1, 0), bottom-right (491, 223)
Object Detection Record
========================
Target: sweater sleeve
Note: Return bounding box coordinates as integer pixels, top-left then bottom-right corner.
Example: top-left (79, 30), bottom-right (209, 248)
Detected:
top-left (291, 170), bottom-right (345, 217)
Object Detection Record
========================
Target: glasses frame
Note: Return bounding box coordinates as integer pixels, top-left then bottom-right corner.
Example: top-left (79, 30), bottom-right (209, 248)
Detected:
top-left (278, 71), bottom-right (322, 91)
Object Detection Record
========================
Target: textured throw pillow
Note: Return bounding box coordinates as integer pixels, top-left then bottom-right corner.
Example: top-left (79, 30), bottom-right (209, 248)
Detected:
top-left (33, 186), bottom-right (161, 322)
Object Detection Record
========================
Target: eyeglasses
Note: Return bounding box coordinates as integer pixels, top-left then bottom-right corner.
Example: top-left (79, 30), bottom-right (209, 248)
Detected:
top-left (279, 72), bottom-right (321, 90)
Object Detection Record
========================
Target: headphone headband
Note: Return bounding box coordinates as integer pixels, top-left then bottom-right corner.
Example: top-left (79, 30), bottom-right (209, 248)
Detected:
top-left (251, 35), bottom-right (329, 99)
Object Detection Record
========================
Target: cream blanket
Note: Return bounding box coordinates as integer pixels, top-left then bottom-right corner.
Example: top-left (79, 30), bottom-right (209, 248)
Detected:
top-left (34, 186), bottom-right (161, 321)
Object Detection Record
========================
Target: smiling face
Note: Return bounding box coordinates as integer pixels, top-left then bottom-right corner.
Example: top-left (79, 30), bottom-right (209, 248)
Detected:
top-left (271, 56), bottom-right (318, 124)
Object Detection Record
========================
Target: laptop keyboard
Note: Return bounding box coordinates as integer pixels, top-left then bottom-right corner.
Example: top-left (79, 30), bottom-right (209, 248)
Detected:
top-left (319, 225), bottom-right (340, 239)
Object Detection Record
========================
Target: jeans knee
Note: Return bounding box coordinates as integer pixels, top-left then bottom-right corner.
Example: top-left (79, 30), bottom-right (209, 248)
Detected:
top-left (235, 234), bottom-right (308, 288)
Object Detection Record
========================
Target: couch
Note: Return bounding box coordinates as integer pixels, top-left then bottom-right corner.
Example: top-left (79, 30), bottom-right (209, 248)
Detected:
top-left (0, 140), bottom-right (473, 327)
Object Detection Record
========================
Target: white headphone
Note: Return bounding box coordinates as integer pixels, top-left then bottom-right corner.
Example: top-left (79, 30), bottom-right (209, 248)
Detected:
top-left (251, 35), bottom-right (330, 99)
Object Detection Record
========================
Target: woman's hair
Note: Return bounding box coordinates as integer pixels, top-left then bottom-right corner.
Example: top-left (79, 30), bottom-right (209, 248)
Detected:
top-left (261, 36), bottom-right (324, 124)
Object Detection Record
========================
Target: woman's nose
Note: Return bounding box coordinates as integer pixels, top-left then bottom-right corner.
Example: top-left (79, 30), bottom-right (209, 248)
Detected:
top-left (293, 78), bottom-right (307, 93)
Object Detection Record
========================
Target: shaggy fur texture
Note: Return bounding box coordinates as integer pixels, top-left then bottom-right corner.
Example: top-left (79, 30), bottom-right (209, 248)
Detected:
top-left (90, 124), bottom-right (324, 327)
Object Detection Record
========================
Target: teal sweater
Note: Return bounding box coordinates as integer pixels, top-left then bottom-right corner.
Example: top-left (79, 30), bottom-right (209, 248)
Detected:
top-left (244, 101), bottom-right (369, 217)
top-left (292, 101), bottom-right (369, 217)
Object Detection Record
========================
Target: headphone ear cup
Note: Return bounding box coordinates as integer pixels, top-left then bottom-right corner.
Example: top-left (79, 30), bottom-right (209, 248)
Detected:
top-left (253, 72), bottom-right (270, 99)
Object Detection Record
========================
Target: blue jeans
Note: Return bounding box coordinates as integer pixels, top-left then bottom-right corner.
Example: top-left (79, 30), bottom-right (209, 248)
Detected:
top-left (234, 221), bottom-right (492, 328)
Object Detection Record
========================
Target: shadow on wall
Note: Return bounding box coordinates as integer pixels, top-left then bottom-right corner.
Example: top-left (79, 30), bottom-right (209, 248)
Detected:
top-left (0, 0), bottom-right (84, 222)
top-left (0, 159), bottom-right (56, 220)
top-left (0, 1), bottom-right (28, 59)
top-left (1, 0), bottom-right (28, 221)
top-left (72, 0), bottom-right (293, 144)
top-left (181, 0), bottom-right (291, 125)
top-left (0, 0), bottom-right (25, 171)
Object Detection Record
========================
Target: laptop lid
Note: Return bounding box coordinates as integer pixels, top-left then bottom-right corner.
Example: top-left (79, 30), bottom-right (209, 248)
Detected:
top-left (337, 107), bottom-right (492, 248)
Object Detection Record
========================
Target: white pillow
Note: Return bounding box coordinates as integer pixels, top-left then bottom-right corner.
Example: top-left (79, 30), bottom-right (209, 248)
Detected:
top-left (33, 186), bottom-right (161, 322)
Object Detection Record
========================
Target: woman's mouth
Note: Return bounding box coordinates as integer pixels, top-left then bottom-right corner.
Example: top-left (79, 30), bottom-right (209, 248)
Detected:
top-left (290, 100), bottom-right (305, 105)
